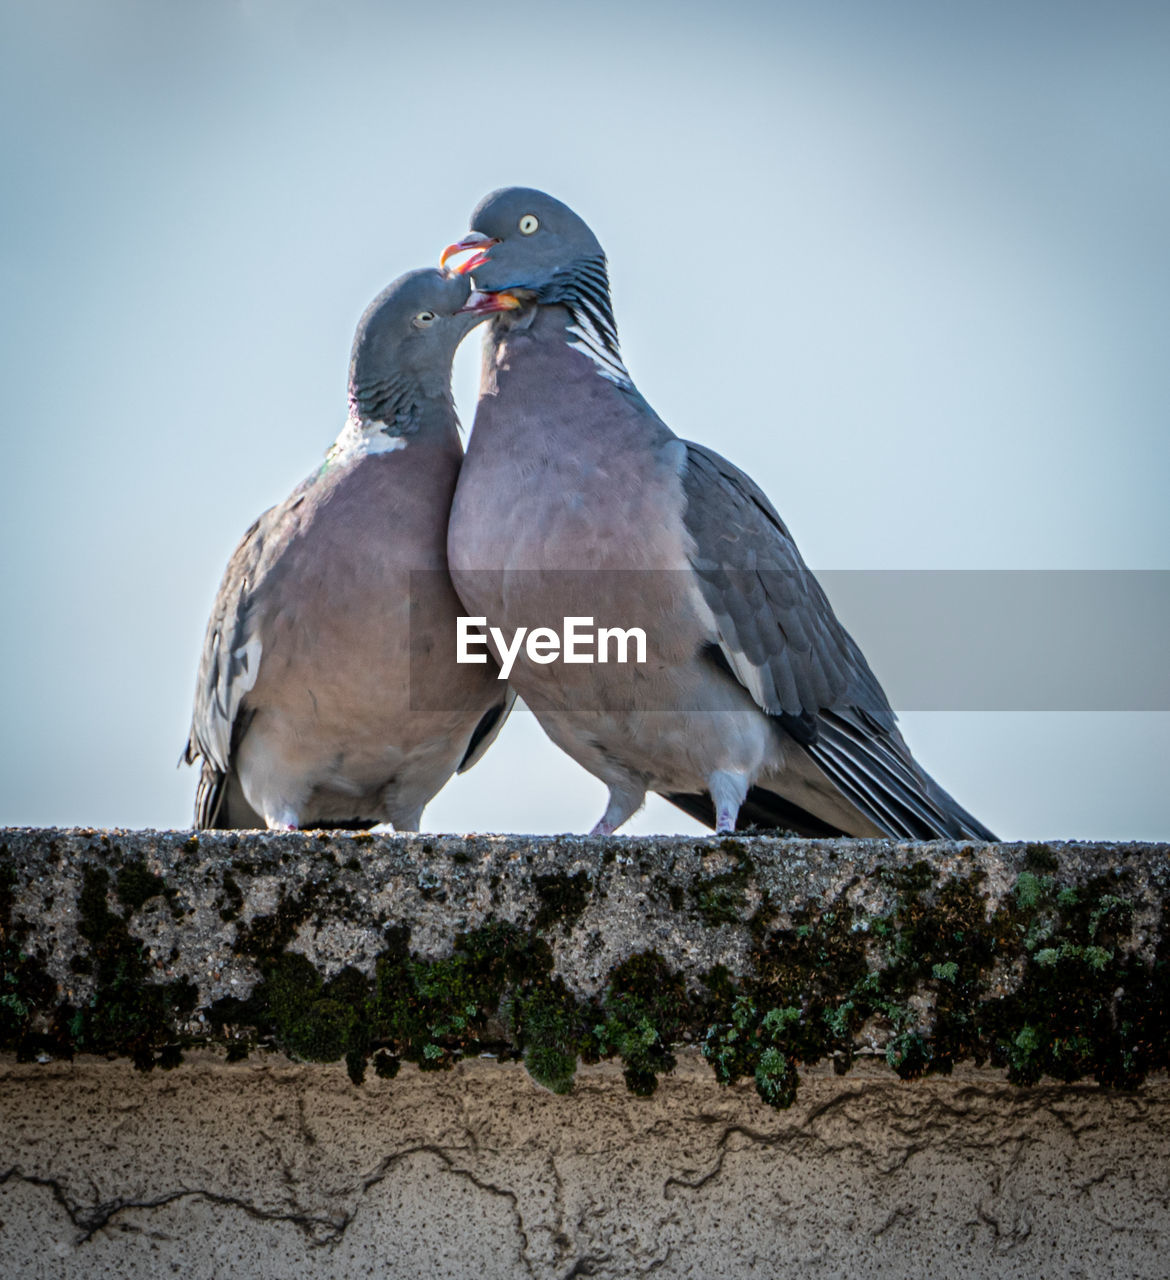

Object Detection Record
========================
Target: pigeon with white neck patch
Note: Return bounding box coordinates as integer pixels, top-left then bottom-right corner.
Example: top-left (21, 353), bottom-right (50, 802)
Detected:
top-left (183, 268), bottom-right (511, 831)
top-left (441, 188), bottom-right (994, 839)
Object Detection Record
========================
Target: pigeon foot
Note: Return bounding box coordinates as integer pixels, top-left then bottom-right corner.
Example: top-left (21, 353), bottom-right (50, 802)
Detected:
top-left (709, 770), bottom-right (748, 836)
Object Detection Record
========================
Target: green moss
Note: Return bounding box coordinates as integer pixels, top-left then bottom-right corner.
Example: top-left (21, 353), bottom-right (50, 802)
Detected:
top-left (698, 858), bottom-right (1170, 1107)
top-left (371, 923), bottom-right (532, 1071)
top-left (591, 951), bottom-right (691, 1096)
top-left (690, 849), bottom-right (755, 925)
top-left (1024, 843), bottom-right (1060, 873)
top-left (233, 887), bottom-right (314, 960)
top-left (69, 867), bottom-right (195, 1070)
top-left (978, 872), bottom-right (1163, 1088)
top-left (113, 859), bottom-right (167, 913)
top-left (210, 953), bottom-right (368, 1078)
top-left (13, 840), bottom-right (1165, 1110)
top-left (703, 995), bottom-right (763, 1084)
top-left (704, 996), bottom-right (807, 1104)
top-left (754, 1046), bottom-right (797, 1108)
top-left (1, 862), bottom-right (62, 1059)
top-left (372, 1049), bottom-right (399, 1078)
top-left (208, 918), bottom-right (584, 1089)
top-left (269, 956), bottom-right (361, 1062)
top-left (1014, 871), bottom-right (1045, 910)
top-left (507, 977), bottom-right (585, 1094)
top-left (531, 871), bottom-right (591, 933)
top-left (886, 1030), bottom-right (932, 1078)
top-left (219, 871), bottom-right (244, 922)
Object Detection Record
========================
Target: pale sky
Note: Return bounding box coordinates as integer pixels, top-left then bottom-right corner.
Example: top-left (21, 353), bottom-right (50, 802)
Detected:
top-left (1, 0), bottom-right (1167, 839)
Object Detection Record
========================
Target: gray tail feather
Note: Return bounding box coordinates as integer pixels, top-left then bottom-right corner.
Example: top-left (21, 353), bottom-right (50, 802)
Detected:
top-left (806, 711), bottom-right (997, 841)
top-left (920, 771), bottom-right (998, 842)
top-left (194, 761), bottom-right (229, 829)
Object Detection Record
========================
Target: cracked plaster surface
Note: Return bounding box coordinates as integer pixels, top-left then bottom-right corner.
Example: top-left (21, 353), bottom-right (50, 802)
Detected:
top-left (2, 1053), bottom-right (1167, 1279)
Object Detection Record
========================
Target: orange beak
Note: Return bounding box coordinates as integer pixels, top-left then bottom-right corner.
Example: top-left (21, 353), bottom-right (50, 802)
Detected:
top-left (459, 290), bottom-right (522, 315)
top-left (440, 231), bottom-right (499, 276)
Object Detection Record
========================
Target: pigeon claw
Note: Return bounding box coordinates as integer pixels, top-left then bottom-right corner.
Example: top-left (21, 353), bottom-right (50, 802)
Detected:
top-left (440, 232), bottom-right (499, 275)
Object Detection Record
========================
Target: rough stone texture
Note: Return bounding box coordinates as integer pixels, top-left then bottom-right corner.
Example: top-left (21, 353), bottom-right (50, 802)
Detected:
top-left (2, 1053), bottom-right (1168, 1278)
top-left (2, 828), bottom-right (1169, 1275)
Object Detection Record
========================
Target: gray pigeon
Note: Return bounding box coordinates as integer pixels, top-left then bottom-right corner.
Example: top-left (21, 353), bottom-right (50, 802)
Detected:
top-left (183, 268), bottom-right (511, 831)
top-left (441, 188), bottom-right (995, 839)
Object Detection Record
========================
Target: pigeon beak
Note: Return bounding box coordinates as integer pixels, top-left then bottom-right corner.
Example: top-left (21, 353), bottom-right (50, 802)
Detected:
top-left (459, 290), bottom-right (522, 315)
top-left (440, 232), bottom-right (499, 276)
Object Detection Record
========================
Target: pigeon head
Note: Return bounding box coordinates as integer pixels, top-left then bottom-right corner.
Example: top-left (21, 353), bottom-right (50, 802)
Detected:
top-left (441, 188), bottom-right (606, 306)
top-left (441, 189), bottom-right (630, 386)
top-left (348, 268), bottom-right (484, 422)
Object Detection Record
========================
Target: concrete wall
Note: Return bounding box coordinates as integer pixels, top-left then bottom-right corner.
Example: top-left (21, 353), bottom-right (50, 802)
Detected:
top-left (2, 828), bottom-right (1168, 1276)
top-left (3, 1054), bottom-right (1167, 1278)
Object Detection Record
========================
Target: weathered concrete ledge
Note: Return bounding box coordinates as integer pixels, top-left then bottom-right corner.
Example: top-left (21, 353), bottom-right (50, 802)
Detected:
top-left (2, 828), bottom-right (1169, 1276)
top-left (2, 828), bottom-right (1168, 1096)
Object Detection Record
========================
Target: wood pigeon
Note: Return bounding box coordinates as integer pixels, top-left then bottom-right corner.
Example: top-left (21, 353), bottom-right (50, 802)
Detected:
top-left (441, 189), bottom-right (995, 839)
top-left (183, 268), bottom-right (511, 831)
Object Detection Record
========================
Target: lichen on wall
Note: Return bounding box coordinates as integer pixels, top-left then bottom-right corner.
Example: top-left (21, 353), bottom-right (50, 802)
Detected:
top-left (1, 829), bottom-right (1167, 1110)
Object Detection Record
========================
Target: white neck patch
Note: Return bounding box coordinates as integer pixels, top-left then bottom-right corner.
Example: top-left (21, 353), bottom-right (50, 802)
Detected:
top-left (325, 413), bottom-right (409, 467)
top-left (565, 298), bottom-right (632, 389)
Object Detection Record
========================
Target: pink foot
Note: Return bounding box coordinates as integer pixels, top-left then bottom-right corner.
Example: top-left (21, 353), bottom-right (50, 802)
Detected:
top-left (590, 819), bottom-right (615, 837)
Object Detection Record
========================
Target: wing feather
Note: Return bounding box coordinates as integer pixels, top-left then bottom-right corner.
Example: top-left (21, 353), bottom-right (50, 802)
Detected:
top-left (681, 442), bottom-right (995, 841)
top-left (183, 488), bottom-right (306, 810)
top-left (681, 443), bottom-right (893, 728)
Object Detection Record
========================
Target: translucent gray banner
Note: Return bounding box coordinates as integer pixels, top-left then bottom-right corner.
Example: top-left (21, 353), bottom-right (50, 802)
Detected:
top-left (817, 570), bottom-right (1170, 711)
top-left (409, 570), bottom-right (1170, 712)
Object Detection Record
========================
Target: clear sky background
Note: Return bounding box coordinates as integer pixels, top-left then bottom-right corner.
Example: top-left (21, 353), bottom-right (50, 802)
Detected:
top-left (1, 0), bottom-right (1167, 840)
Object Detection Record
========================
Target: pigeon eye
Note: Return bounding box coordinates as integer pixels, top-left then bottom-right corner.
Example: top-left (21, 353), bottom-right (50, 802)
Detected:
top-left (413, 310), bottom-right (437, 328)
top-left (518, 214), bottom-right (540, 236)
